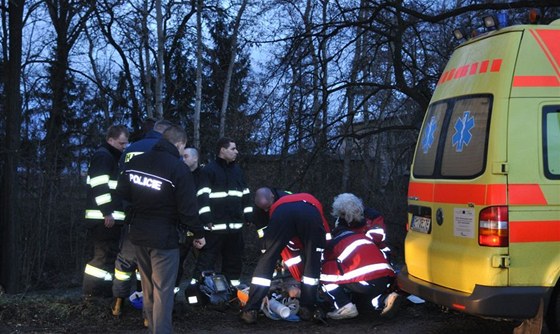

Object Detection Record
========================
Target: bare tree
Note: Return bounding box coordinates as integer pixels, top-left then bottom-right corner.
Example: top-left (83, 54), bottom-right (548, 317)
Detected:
top-left (218, 0), bottom-right (248, 137)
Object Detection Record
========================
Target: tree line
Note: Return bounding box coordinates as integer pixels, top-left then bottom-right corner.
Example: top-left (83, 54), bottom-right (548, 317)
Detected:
top-left (1, 0), bottom-right (558, 293)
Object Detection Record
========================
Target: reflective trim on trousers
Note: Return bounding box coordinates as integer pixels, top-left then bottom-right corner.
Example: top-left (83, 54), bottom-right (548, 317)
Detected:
top-left (85, 210), bottom-right (126, 221)
top-left (243, 206), bottom-right (253, 214)
top-left (325, 233), bottom-right (332, 240)
top-left (199, 206), bottom-right (211, 215)
top-left (95, 193), bottom-right (112, 206)
top-left (87, 175), bottom-right (110, 187)
top-left (251, 277), bottom-right (271, 287)
top-left (84, 264), bottom-right (113, 281)
top-left (108, 180), bottom-right (118, 190)
top-left (302, 276), bottom-right (319, 286)
top-left (322, 283), bottom-right (339, 292)
top-left (136, 271), bottom-right (142, 281)
top-left (230, 279), bottom-right (241, 287)
top-left (115, 269), bottom-right (132, 281)
top-left (197, 187), bottom-right (211, 196)
top-left (257, 227), bottom-right (266, 238)
top-left (284, 256), bottom-right (302, 267)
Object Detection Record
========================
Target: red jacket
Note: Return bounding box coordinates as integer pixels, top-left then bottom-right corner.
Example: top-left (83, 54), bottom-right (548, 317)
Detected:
top-left (320, 230), bottom-right (394, 285)
top-left (268, 193), bottom-right (331, 281)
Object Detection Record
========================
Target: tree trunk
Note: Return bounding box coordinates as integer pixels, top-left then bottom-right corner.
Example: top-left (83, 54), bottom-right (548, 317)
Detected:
top-left (1, 0), bottom-right (25, 294)
top-left (219, 0), bottom-right (247, 138)
top-left (342, 0), bottom-right (366, 191)
top-left (194, 0), bottom-right (203, 149)
top-left (155, 0), bottom-right (164, 119)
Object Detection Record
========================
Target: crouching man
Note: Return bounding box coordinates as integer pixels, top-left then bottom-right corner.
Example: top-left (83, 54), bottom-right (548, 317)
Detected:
top-left (320, 193), bottom-right (402, 320)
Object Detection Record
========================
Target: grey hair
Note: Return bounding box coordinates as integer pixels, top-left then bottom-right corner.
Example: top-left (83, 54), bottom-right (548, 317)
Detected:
top-left (332, 193), bottom-right (364, 224)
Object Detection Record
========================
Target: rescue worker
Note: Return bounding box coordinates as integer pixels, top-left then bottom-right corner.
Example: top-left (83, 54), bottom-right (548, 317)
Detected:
top-left (176, 148), bottom-right (205, 288)
top-left (117, 124), bottom-right (206, 334)
top-left (240, 187), bottom-right (328, 324)
top-left (83, 125), bottom-right (129, 298)
top-left (320, 193), bottom-right (402, 320)
top-left (111, 120), bottom-right (173, 317)
top-left (194, 137), bottom-right (252, 287)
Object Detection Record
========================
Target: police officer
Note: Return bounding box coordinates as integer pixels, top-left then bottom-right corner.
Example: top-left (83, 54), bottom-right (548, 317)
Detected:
top-left (83, 125), bottom-right (129, 298)
top-left (194, 138), bottom-right (252, 287)
top-left (240, 187), bottom-right (328, 324)
top-left (111, 120), bottom-right (173, 317)
top-left (117, 125), bottom-right (206, 334)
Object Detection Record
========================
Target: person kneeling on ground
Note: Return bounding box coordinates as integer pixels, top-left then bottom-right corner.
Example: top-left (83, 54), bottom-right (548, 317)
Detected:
top-left (320, 193), bottom-right (403, 320)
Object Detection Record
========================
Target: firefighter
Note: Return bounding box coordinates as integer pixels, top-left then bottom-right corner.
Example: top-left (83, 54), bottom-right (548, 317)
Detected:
top-left (83, 125), bottom-right (129, 299)
top-left (320, 193), bottom-right (402, 320)
top-left (116, 125), bottom-right (206, 334)
top-left (240, 188), bottom-right (329, 324)
top-left (111, 120), bottom-right (172, 317)
top-left (194, 137), bottom-right (252, 287)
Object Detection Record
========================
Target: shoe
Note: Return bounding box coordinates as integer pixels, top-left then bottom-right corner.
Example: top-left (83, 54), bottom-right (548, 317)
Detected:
top-left (111, 297), bottom-right (123, 317)
top-left (298, 306), bottom-right (313, 321)
top-left (240, 309), bottom-right (258, 324)
top-left (380, 292), bottom-right (403, 318)
top-left (327, 302), bottom-right (359, 320)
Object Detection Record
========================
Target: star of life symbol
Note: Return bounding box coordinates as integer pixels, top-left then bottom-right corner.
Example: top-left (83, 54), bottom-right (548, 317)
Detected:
top-left (452, 111), bottom-right (475, 152)
top-left (421, 116), bottom-right (437, 154)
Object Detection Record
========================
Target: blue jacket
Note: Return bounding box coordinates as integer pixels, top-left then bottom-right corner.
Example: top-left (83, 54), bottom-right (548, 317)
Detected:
top-left (119, 130), bottom-right (162, 169)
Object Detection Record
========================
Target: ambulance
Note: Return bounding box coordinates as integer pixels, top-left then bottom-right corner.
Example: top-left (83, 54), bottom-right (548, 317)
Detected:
top-left (397, 17), bottom-right (560, 331)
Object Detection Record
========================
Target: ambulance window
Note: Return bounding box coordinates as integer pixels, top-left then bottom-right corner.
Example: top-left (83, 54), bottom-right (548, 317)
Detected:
top-left (413, 102), bottom-right (447, 177)
top-left (543, 107), bottom-right (560, 179)
top-left (441, 96), bottom-right (491, 177)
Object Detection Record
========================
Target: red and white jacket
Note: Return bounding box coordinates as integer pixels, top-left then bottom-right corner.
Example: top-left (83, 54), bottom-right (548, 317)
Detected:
top-left (320, 230), bottom-right (394, 285)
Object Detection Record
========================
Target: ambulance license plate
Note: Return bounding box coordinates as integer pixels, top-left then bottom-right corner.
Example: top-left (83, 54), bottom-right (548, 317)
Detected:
top-left (411, 216), bottom-right (432, 234)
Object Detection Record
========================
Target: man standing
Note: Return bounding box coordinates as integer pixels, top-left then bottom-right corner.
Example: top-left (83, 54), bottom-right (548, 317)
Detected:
top-left (195, 138), bottom-right (252, 286)
top-left (111, 120), bottom-right (172, 316)
top-left (117, 125), bottom-right (205, 333)
top-left (83, 125), bottom-right (129, 298)
top-left (241, 188), bottom-right (328, 324)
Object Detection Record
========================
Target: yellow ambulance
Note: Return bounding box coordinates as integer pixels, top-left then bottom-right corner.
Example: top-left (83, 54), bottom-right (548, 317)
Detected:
top-left (398, 18), bottom-right (560, 331)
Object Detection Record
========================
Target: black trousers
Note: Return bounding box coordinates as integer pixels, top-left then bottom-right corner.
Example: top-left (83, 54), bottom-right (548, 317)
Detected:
top-left (193, 230), bottom-right (243, 283)
top-left (112, 226), bottom-right (138, 298)
top-left (244, 202), bottom-right (326, 311)
top-left (323, 276), bottom-right (393, 310)
top-left (83, 224), bottom-right (120, 297)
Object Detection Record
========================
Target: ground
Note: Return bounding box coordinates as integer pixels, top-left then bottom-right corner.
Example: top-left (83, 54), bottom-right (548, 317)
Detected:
top-left (0, 287), bottom-right (551, 334)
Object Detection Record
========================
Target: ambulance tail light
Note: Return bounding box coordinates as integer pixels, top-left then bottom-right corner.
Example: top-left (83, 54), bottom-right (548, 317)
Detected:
top-left (479, 206), bottom-right (508, 247)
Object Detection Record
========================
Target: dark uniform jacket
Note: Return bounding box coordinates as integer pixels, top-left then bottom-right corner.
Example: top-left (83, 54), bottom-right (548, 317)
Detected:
top-left (119, 130), bottom-right (162, 169)
top-left (85, 142), bottom-right (125, 228)
top-left (197, 157), bottom-right (252, 233)
top-left (117, 139), bottom-right (204, 249)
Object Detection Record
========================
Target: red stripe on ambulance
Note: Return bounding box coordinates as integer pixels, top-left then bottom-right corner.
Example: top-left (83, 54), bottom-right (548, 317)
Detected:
top-left (508, 184), bottom-right (548, 205)
top-left (510, 220), bottom-right (560, 243)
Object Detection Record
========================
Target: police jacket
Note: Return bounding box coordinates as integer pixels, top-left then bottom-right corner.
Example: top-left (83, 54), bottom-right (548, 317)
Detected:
top-left (197, 157), bottom-right (252, 233)
top-left (320, 227), bottom-right (395, 285)
top-left (85, 142), bottom-right (125, 227)
top-left (117, 139), bottom-right (204, 249)
top-left (119, 130), bottom-right (162, 169)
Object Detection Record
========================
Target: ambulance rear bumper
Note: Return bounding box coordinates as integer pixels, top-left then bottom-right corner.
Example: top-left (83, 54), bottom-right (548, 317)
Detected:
top-left (398, 265), bottom-right (551, 319)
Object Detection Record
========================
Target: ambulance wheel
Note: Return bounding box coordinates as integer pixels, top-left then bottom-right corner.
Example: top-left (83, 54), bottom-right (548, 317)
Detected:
top-left (546, 284), bottom-right (560, 333)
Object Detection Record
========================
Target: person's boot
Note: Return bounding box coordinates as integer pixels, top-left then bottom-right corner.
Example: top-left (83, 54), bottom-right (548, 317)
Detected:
top-left (111, 297), bottom-right (123, 317)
